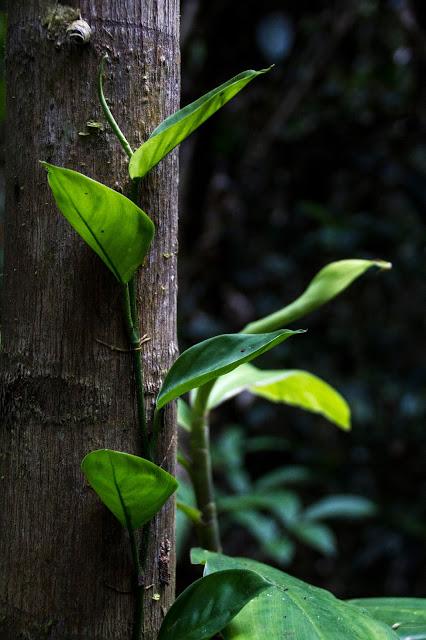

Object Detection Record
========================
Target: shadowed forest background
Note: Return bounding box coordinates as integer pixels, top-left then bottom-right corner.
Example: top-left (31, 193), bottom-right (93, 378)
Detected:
top-left (1, 0), bottom-right (425, 601)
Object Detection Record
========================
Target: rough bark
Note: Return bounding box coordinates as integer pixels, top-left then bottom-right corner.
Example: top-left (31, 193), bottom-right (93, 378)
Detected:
top-left (0, 1), bottom-right (179, 638)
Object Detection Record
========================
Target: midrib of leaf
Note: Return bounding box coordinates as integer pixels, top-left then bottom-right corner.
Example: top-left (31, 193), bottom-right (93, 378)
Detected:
top-left (108, 453), bottom-right (133, 531)
top-left (68, 197), bottom-right (122, 283)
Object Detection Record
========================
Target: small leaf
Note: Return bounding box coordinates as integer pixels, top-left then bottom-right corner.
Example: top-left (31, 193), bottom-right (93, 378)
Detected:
top-left (243, 259), bottom-right (391, 333)
top-left (191, 549), bottom-right (399, 640)
top-left (158, 569), bottom-right (270, 640)
top-left (42, 163), bottom-right (154, 283)
top-left (156, 330), bottom-right (304, 410)
top-left (303, 495), bottom-right (377, 521)
top-left (255, 465), bottom-right (313, 491)
top-left (289, 521), bottom-right (337, 556)
top-left (209, 364), bottom-right (350, 430)
top-left (81, 449), bottom-right (177, 530)
top-left (349, 598), bottom-right (426, 639)
top-left (129, 67), bottom-right (271, 179)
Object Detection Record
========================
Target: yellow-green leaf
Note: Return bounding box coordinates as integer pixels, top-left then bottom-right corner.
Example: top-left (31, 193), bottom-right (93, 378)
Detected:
top-left (42, 162), bottom-right (154, 283)
top-left (129, 68), bottom-right (271, 179)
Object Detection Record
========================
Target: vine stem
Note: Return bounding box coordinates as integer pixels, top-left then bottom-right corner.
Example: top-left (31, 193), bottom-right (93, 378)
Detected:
top-left (98, 54), bottom-right (133, 159)
top-left (189, 381), bottom-right (222, 552)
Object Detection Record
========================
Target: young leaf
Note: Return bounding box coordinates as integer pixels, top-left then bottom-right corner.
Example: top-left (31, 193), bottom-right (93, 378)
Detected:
top-left (81, 449), bottom-right (177, 530)
top-left (349, 598), bottom-right (426, 639)
top-left (158, 569), bottom-right (270, 640)
top-left (243, 259), bottom-right (391, 333)
top-left (208, 364), bottom-right (351, 430)
top-left (129, 68), bottom-right (271, 179)
top-left (304, 495), bottom-right (377, 521)
top-left (156, 329), bottom-right (305, 409)
top-left (42, 163), bottom-right (154, 283)
top-left (191, 549), bottom-right (399, 640)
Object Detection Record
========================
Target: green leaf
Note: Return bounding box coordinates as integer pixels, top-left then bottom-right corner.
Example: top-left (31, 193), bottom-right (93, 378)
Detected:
top-left (349, 598), bottom-right (426, 639)
top-left (42, 163), bottom-right (154, 283)
top-left (177, 398), bottom-right (193, 431)
top-left (158, 569), bottom-right (270, 640)
top-left (304, 495), bottom-right (377, 521)
top-left (209, 364), bottom-right (350, 430)
top-left (255, 465), bottom-right (313, 491)
top-left (243, 259), bottom-right (391, 333)
top-left (129, 68), bottom-right (271, 179)
top-left (288, 521), bottom-right (337, 556)
top-left (191, 549), bottom-right (399, 640)
top-left (156, 330), bottom-right (304, 410)
top-left (81, 449), bottom-right (177, 530)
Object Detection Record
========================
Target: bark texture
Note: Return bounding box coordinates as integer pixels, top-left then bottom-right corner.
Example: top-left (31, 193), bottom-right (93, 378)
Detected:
top-left (0, 1), bottom-right (179, 638)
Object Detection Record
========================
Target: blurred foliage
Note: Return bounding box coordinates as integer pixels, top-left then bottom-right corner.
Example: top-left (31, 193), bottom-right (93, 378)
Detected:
top-left (178, 0), bottom-right (426, 597)
top-left (177, 424), bottom-right (377, 566)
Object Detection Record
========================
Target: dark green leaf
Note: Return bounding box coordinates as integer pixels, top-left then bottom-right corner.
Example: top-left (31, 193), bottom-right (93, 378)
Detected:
top-left (156, 330), bottom-right (304, 409)
top-left (243, 259), bottom-right (391, 333)
top-left (191, 549), bottom-right (399, 640)
top-left (177, 398), bottom-right (193, 431)
top-left (42, 162), bottom-right (154, 283)
top-left (255, 465), bottom-right (313, 491)
top-left (81, 449), bottom-right (177, 530)
top-left (349, 598), bottom-right (426, 640)
top-left (158, 569), bottom-right (270, 640)
top-left (129, 68), bottom-right (271, 179)
top-left (304, 495), bottom-right (377, 521)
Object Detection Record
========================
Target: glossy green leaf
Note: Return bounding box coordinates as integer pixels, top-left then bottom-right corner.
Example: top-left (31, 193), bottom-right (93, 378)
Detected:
top-left (129, 68), bottom-right (271, 179)
top-left (208, 364), bottom-right (350, 430)
top-left (191, 549), bottom-right (399, 640)
top-left (304, 495), bottom-right (377, 521)
top-left (349, 599), bottom-right (426, 639)
top-left (81, 449), bottom-right (177, 530)
top-left (158, 569), bottom-right (270, 640)
top-left (42, 162), bottom-right (154, 283)
top-left (243, 259), bottom-right (391, 333)
top-left (156, 330), bottom-right (304, 409)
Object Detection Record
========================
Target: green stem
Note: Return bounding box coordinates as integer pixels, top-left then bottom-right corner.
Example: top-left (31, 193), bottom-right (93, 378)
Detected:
top-left (189, 381), bottom-right (222, 552)
top-left (122, 283), bottom-right (149, 458)
top-left (98, 54), bottom-right (134, 159)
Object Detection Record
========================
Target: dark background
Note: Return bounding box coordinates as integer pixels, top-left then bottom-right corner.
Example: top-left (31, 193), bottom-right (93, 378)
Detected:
top-left (1, 0), bottom-right (425, 600)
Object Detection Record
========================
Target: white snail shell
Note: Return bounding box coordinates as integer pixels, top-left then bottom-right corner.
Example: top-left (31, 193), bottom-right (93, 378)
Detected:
top-left (66, 20), bottom-right (92, 44)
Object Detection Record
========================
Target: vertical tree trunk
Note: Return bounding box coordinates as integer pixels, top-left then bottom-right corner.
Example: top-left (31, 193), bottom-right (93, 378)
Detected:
top-left (0, 2), bottom-right (179, 639)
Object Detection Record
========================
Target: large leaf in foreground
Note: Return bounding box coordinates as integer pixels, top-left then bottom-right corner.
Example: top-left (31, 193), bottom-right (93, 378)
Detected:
top-left (81, 449), bottom-right (177, 530)
top-left (129, 68), bottom-right (270, 179)
top-left (243, 259), bottom-right (391, 333)
top-left (208, 364), bottom-right (350, 429)
top-left (156, 330), bottom-right (304, 409)
top-left (350, 598), bottom-right (426, 640)
top-left (191, 549), bottom-right (399, 640)
top-left (42, 162), bottom-right (154, 283)
top-left (158, 569), bottom-right (269, 640)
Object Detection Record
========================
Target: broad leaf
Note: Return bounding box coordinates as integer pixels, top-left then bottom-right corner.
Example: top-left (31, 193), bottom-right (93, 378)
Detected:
top-left (350, 598), bottom-right (426, 640)
top-left (81, 449), bottom-right (177, 530)
top-left (243, 259), bottom-right (391, 333)
top-left (191, 549), bottom-right (399, 640)
top-left (156, 330), bottom-right (304, 409)
top-left (42, 163), bottom-right (154, 283)
top-left (304, 495), bottom-right (377, 521)
top-left (158, 569), bottom-right (270, 640)
top-left (208, 364), bottom-right (350, 429)
top-left (129, 68), bottom-right (271, 179)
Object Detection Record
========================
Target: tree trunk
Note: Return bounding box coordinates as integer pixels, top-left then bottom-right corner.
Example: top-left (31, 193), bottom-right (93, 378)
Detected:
top-left (0, 2), bottom-right (179, 639)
